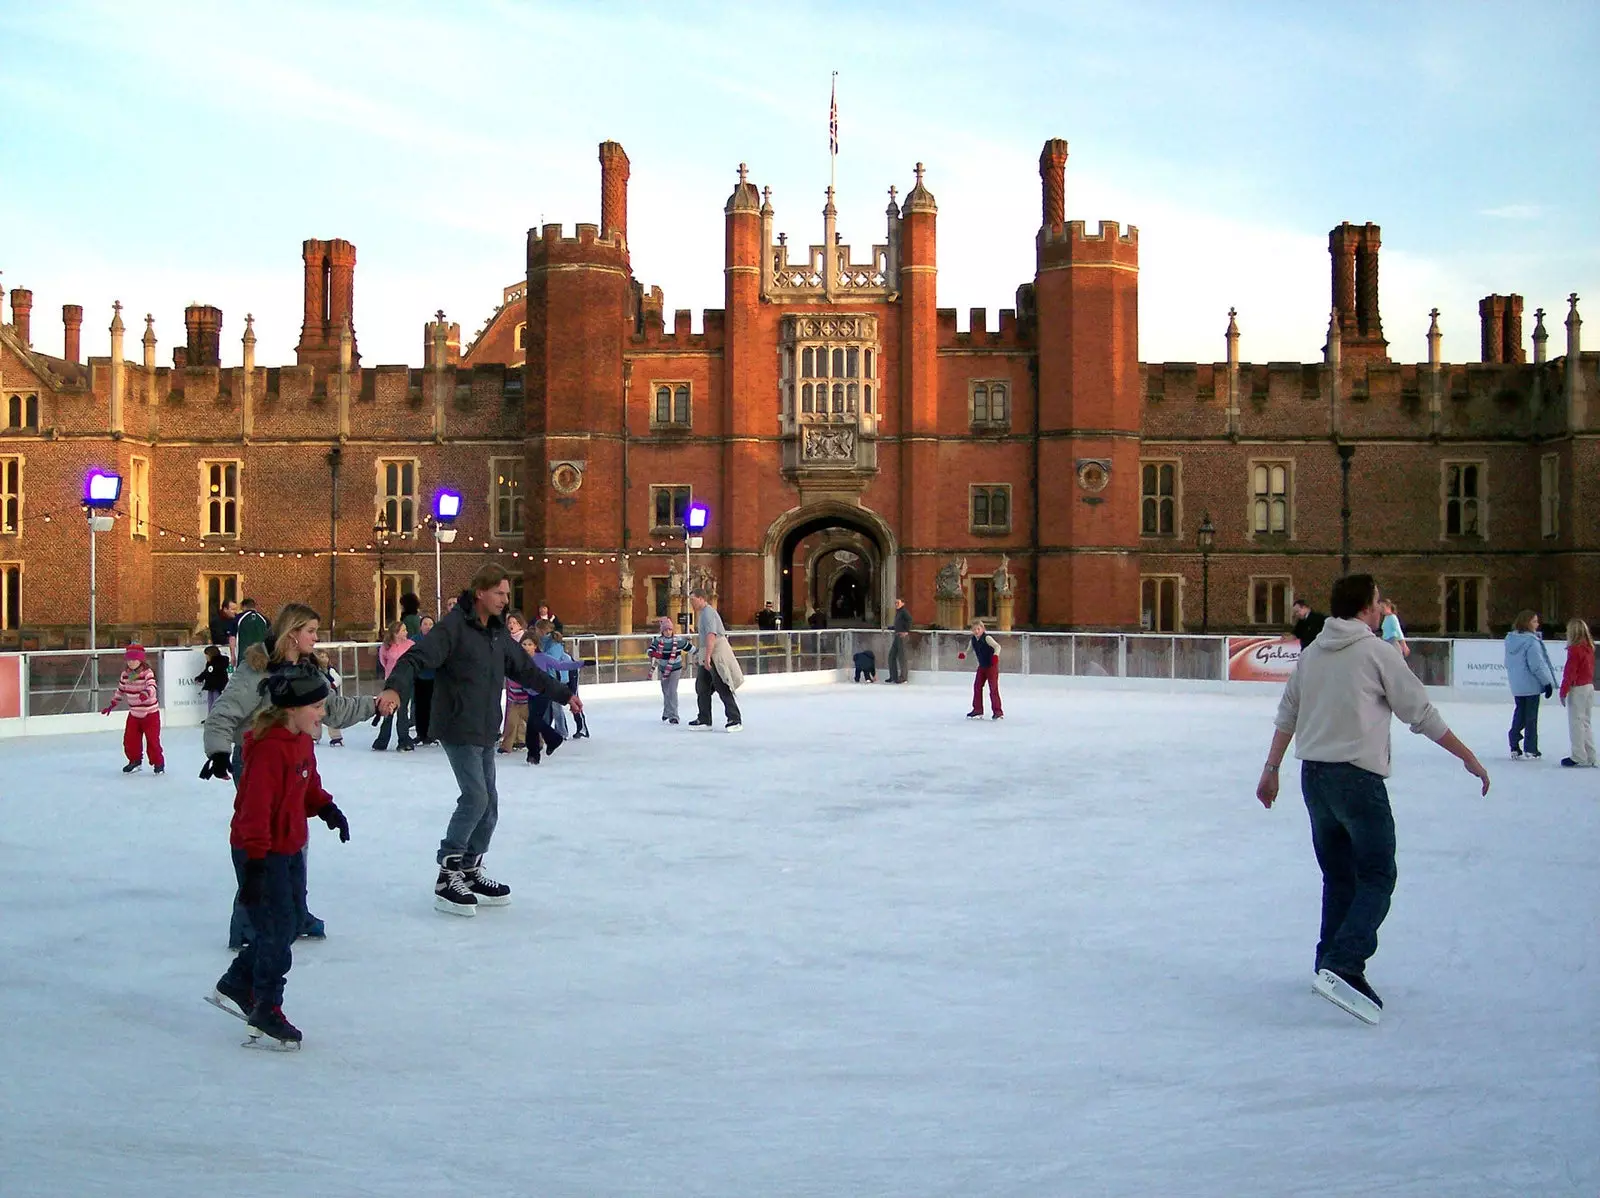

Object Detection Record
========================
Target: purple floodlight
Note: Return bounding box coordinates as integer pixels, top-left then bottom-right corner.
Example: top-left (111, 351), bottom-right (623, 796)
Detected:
top-left (434, 489), bottom-right (463, 521)
top-left (84, 470), bottom-right (122, 508)
top-left (686, 502), bottom-right (709, 531)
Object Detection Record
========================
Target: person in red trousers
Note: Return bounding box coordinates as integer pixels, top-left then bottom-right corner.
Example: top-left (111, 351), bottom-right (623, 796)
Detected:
top-left (102, 643), bottom-right (165, 774)
top-left (958, 620), bottom-right (1004, 720)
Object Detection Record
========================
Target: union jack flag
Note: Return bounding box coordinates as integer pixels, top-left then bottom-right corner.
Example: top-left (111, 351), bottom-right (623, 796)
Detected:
top-left (829, 73), bottom-right (838, 156)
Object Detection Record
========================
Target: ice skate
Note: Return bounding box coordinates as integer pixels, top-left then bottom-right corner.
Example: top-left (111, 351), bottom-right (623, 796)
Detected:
top-left (1313, 967), bottom-right (1382, 1025)
top-left (122, 760), bottom-right (142, 774)
top-left (462, 854), bottom-right (511, 906)
top-left (206, 974), bottom-right (254, 1020)
top-left (434, 855), bottom-right (478, 917)
top-left (244, 1003), bottom-right (303, 1050)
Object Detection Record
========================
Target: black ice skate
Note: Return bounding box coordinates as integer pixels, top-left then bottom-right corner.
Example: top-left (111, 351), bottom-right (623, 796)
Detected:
top-left (462, 854), bottom-right (511, 906)
top-left (434, 855), bottom-right (478, 917)
top-left (122, 760), bottom-right (143, 773)
top-left (1313, 967), bottom-right (1382, 1025)
top-left (244, 1003), bottom-right (303, 1049)
top-left (206, 974), bottom-right (254, 1020)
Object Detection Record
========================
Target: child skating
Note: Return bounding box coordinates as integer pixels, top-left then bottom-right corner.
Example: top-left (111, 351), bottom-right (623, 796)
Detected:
top-left (193, 646), bottom-right (230, 714)
top-left (209, 662), bottom-right (350, 1049)
top-left (102, 644), bottom-right (165, 773)
top-left (647, 616), bottom-right (692, 723)
top-left (958, 621), bottom-right (1003, 720)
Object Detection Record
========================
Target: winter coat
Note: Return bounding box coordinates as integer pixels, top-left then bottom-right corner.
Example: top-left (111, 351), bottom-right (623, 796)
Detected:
top-left (1561, 641), bottom-right (1594, 699)
top-left (203, 644), bottom-right (375, 756)
top-left (107, 665), bottom-right (159, 717)
top-left (647, 634), bottom-right (692, 674)
top-left (194, 656), bottom-right (231, 693)
top-left (1292, 610), bottom-right (1328, 648)
top-left (1274, 617), bottom-right (1448, 778)
top-left (1504, 630), bottom-right (1556, 697)
top-left (710, 634), bottom-right (745, 690)
top-left (377, 637), bottom-right (413, 680)
top-left (893, 606), bottom-right (912, 635)
top-left (230, 725), bottom-right (333, 859)
top-left (383, 591), bottom-right (572, 748)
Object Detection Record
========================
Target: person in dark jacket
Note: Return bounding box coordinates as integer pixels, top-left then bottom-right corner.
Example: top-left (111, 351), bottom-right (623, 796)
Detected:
top-left (399, 591), bottom-right (423, 639)
top-left (194, 645), bottom-right (231, 713)
top-left (412, 614), bottom-right (437, 744)
top-left (1291, 599), bottom-right (1327, 649)
top-left (209, 599), bottom-right (238, 649)
top-left (887, 597), bottom-right (912, 683)
top-left (379, 563), bottom-right (580, 917)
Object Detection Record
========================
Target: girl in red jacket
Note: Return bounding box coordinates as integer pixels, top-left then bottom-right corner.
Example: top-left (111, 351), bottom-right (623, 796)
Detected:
top-left (210, 662), bottom-right (350, 1048)
top-left (1561, 618), bottom-right (1595, 768)
top-left (101, 643), bottom-right (164, 774)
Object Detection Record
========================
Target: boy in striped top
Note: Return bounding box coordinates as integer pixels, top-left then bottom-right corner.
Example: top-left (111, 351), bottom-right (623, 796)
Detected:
top-left (647, 617), bottom-right (693, 724)
top-left (101, 643), bottom-right (166, 774)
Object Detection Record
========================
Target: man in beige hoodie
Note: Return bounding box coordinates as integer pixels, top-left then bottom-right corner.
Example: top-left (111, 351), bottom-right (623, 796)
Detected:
top-left (1257, 574), bottom-right (1489, 1022)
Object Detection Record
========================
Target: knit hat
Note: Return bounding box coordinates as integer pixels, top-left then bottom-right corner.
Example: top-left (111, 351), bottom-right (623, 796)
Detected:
top-left (124, 644), bottom-right (146, 662)
top-left (259, 660), bottom-right (329, 709)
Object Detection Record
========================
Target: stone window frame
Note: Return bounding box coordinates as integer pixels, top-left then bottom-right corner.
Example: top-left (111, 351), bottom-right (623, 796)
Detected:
top-left (1140, 573), bottom-right (1182, 632)
top-left (1440, 459), bottom-right (1488, 541)
top-left (1440, 574), bottom-right (1488, 635)
top-left (4, 391), bottom-right (39, 431)
top-left (649, 380), bottom-right (693, 430)
top-left (514, 323), bottom-right (527, 353)
top-left (969, 484), bottom-right (1012, 535)
top-left (649, 575), bottom-right (677, 622)
top-left (1539, 453), bottom-right (1559, 539)
top-left (489, 456), bottom-right (524, 539)
top-left (969, 575), bottom-right (998, 621)
top-left (199, 458), bottom-right (241, 540)
top-left (0, 560), bottom-right (19, 631)
top-left (1248, 575), bottom-right (1294, 627)
top-left (376, 456), bottom-right (420, 537)
top-left (0, 453), bottom-right (22, 537)
top-left (1247, 457), bottom-right (1294, 540)
top-left (649, 484), bottom-right (693, 534)
top-left (198, 572), bottom-right (241, 633)
top-left (377, 570), bottom-right (421, 632)
top-left (128, 455), bottom-right (150, 540)
top-left (969, 379), bottom-right (1011, 430)
top-left (1139, 458), bottom-right (1181, 538)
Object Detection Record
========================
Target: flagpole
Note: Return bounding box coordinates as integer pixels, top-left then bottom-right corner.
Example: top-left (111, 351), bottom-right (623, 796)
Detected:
top-left (830, 70), bottom-right (838, 196)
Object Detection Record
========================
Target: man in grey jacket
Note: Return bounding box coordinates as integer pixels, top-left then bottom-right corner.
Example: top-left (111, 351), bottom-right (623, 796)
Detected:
top-left (1257, 573), bottom-right (1489, 1023)
top-left (379, 563), bottom-right (580, 916)
top-left (887, 597), bottom-right (911, 683)
top-left (686, 588), bottom-right (741, 731)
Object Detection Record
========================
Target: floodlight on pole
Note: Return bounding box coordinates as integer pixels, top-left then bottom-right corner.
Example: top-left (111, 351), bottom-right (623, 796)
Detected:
top-left (682, 502), bottom-right (710, 627)
top-left (83, 469), bottom-right (122, 708)
top-left (432, 489), bottom-right (463, 618)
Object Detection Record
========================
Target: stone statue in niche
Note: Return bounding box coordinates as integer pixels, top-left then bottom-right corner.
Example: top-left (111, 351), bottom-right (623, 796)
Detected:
top-left (618, 553), bottom-right (634, 595)
top-left (993, 554), bottom-right (1013, 596)
top-left (935, 557), bottom-right (969, 601)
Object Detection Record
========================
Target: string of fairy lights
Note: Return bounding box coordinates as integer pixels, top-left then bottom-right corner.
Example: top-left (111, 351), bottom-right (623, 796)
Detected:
top-left (24, 504), bottom-right (704, 570)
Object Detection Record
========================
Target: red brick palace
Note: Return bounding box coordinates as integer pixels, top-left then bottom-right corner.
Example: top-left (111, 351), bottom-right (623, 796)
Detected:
top-left (0, 138), bottom-right (1594, 645)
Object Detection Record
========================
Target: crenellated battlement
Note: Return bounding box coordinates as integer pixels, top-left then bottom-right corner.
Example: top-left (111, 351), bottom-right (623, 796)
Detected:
top-left (631, 303), bottom-right (725, 350)
top-left (936, 308), bottom-right (1027, 350)
top-left (527, 222), bottom-right (629, 267)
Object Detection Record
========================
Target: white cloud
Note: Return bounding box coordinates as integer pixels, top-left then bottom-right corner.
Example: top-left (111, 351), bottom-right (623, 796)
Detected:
top-left (1478, 204), bottom-right (1545, 220)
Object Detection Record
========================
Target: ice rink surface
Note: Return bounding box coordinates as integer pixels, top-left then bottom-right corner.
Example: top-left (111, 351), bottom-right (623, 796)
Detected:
top-left (1, 683), bottom-right (1595, 1198)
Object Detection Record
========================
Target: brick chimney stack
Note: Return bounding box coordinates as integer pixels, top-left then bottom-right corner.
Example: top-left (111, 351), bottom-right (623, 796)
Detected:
top-left (62, 304), bottom-right (83, 363)
top-left (9, 288), bottom-right (32, 345)
top-left (1478, 293), bottom-right (1525, 364)
top-left (1039, 138), bottom-right (1068, 238)
top-left (599, 141), bottom-right (630, 246)
top-left (185, 304), bottom-right (223, 367)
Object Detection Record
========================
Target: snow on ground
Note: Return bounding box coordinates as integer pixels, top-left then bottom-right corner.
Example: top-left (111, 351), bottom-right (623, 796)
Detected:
top-left (0, 683), bottom-right (1595, 1198)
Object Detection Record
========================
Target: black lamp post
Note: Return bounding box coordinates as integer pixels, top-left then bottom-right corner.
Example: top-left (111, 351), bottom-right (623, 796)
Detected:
top-left (374, 512), bottom-right (390, 629)
top-left (1197, 511), bottom-right (1216, 634)
top-left (1336, 443), bottom-right (1356, 576)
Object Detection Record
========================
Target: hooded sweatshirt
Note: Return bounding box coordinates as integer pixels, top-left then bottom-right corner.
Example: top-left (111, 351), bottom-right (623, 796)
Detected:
top-left (1503, 630), bottom-right (1556, 698)
top-left (1274, 617), bottom-right (1448, 778)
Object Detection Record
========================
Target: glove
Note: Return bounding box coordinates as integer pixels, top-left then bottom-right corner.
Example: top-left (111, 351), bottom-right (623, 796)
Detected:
top-left (1544, 685), bottom-right (1553, 699)
top-left (238, 858), bottom-right (267, 907)
top-left (199, 751), bottom-right (233, 781)
top-left (957, 652), bottom-right (966, 660)
top-left (100, 706), bottom-right (113, 716)
top-left (318, 802), bottom-right (350, 843)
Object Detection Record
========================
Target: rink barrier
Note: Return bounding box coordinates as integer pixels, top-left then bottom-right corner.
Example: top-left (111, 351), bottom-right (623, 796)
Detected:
top-left (0, 630), bottom-right (847, 739)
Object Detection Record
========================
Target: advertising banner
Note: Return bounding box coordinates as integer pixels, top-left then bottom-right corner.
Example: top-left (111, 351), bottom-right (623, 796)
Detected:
top-left (1452, 638), bottom-right (1567, 695)
top-left (1227, 635), bottom-right (1301, 683)
top-left (0, 655), bottom-right (21, 720)
top-left (160, 647), bottom-right (212, 726)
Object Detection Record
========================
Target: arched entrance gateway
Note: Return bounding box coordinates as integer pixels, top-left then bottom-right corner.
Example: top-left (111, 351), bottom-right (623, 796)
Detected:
top-left (762, 502), bottom-right (898, 630)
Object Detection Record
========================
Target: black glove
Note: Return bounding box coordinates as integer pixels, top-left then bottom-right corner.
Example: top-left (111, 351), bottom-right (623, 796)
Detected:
top-left (199, 751), bottom-right (233, 781)
top-left (1544, 685), bottom-right (1554, 699)
top-left (238, 858), bottom-right (267, 907)
top-left (318, 802), bottom-right (350, 843)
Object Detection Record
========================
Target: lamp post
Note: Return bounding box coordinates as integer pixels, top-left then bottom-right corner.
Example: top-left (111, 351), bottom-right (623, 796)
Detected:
top-left (84, 470), bottom-right (122, 709)
top-left (1196, 510), bottom-right (1216, 635)
top-left (432, 490), bottom-right (462, 619)
top-left (374, 512), bottom-right (390, 630)
top-left (684, 502), bottom-right (709, 630)
top-left (1336, 443), bottom-right (1356, 576)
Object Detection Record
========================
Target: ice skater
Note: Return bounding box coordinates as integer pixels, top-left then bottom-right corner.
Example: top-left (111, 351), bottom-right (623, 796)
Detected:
top-left (377, 563), bottom-right (580, 916)
top-left (1559, 618), bottom-right (1595, 768)
top-left (209, 661), bottom-right (350, 1049)
top-left (1290, 598), bottom-right (1326, 648)
top-left (372, 622), bottom-right (417, 752)
top-left (523, 633), bottom-right (567, 763)
top-left (1505, 610), bottom-right (1556, 761)
top-left (853, 648), bottom-right (877, 682)
top-left (887, 596), bottom-right (911, 683)
top-left (1256, 574), bottom-right (1489, 1024)
top-left (194, 645), bottom-right (230, 714)
top-left (687, 588), bottom-right (743, 732)
top-left (101, 644), bottom-right (165, 774)
top-left (959, 621), bottom-right (1003, 720)
top-left (647, 616), bottom-right (692, 724)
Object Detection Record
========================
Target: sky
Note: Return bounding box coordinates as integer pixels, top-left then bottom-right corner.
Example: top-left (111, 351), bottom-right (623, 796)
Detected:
top-left (0, 0), bottom-right (1595, 368)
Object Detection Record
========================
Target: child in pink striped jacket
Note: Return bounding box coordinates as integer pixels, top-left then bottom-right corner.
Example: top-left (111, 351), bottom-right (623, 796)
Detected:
top-left (101, 643), bottom-right (165, 774)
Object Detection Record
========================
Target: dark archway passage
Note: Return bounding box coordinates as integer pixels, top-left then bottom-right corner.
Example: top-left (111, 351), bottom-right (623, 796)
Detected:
top-left (776, 511), bottom-right (887, 630)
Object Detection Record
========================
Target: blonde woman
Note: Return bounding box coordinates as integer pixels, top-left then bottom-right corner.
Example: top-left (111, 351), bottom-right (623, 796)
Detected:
top-left (1560, 618), bottom-right (1595, 768)
top-left (202, 602), bottom-right (376, 946)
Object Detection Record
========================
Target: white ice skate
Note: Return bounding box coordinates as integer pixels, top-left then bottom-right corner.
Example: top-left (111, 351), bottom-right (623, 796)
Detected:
top-left (1313, 968), bottom-right (1381, 1025)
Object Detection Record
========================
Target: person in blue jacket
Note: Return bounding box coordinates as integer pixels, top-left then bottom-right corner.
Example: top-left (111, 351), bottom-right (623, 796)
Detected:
top-left (1505, 610), bottom-right (1557, 760)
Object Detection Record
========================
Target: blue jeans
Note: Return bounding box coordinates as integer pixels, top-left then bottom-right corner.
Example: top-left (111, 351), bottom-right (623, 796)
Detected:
top-left (1509, 693), bottom-right (1541, 755)
top-left (439, 742), bottom-right (499, 863)
top-left (219, 850), bottom-right (297, 1009)
top-left (1301, 760), bottom-right (1397, 977)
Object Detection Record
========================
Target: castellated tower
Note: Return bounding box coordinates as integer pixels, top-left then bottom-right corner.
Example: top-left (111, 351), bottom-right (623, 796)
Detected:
top-left (523, 142), bottom-right (633, 623)
top-left (1033, 138), bottom-right (1142, 627)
